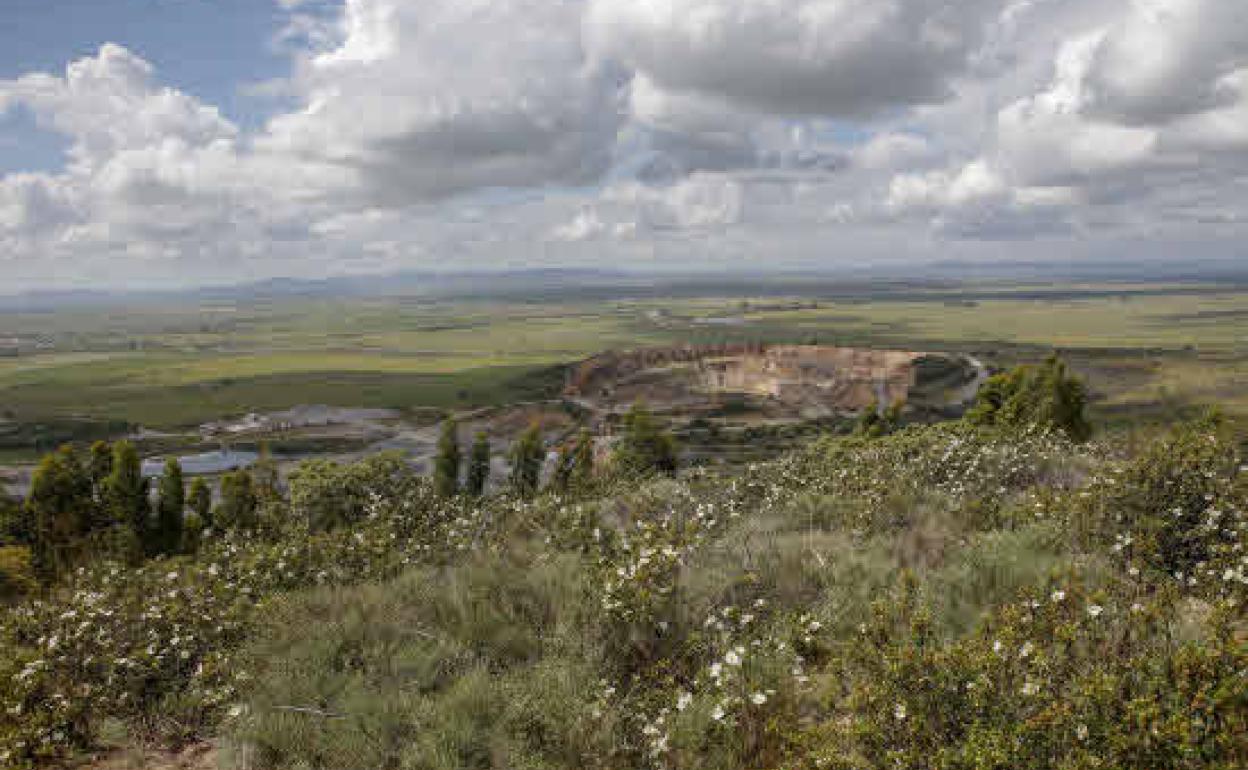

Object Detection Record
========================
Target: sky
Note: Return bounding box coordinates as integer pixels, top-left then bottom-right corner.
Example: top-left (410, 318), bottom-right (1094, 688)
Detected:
top-left (0, 0), bottom-right (1245, 291)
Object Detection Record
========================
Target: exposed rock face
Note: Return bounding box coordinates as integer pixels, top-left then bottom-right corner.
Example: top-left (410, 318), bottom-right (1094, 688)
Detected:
top-left (566, 344), bottom-right (975, 416)
top-left (696, 346), bottom-right (918, 410)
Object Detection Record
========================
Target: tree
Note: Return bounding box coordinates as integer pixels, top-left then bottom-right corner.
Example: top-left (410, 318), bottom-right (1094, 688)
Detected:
top-left (855, 400), bottom-right (904, 438)
top-left (188, 477), bottom-right (213, 530)
top-left (570, 429), bottom-right (595, 489)
top-left (155, 458), bottom-right (185, 556)
top-left (253, 443), bottom-right (282, 501)
top-left (508, 422), bottom-right (545, 499)
top-left (88, 440), bottom-right (113, 503)
top-left (26, 446), bottom-right (93, 580)
top-left (968, 355), bottom-right (1091, 441)
top-left (105, 441), bottom-right (151, 555)
top-left (434, 419), bottom-right (462, 498)
top-left (465, 432), bottom-right (491, 498)
top-left (613, 401), bottom-right (678, 477)
top-left (215, 469), bottom-right (258, 531)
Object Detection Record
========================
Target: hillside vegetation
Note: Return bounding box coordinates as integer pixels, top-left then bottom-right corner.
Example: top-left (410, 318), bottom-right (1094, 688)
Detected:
top-left (1, 361), bottom-right (1246, 768)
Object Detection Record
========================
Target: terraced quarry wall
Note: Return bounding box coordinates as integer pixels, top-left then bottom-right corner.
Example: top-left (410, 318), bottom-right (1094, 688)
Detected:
top-left (566, 344), bottom-right (978, 416)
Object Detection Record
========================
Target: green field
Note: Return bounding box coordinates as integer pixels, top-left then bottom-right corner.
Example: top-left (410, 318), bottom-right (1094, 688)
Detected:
top-left (1, 283), bottom-right (1246, 439)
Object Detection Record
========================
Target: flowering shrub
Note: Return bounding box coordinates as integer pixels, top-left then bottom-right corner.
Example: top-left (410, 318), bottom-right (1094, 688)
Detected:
top-left (0, 476), bottom-right (496, 764)
top-left (801, 574), bottom-right (1247, 770)
top-left (2, 418), bottom-right (1246, 769)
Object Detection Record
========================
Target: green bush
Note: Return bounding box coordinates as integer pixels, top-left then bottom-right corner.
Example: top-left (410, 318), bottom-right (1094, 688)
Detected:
top-left (0, 546), bottom-right (35, 601)
top-left (2, 416), bottom-right (1246, 769)
top-left (969, 355), bottom-right (1092, 441)
top-left (801, 575), bottom-right (1247, 770)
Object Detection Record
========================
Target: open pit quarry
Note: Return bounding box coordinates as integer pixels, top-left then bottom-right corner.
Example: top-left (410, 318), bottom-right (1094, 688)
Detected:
top-left (564, 344), bottom-right (985, 419)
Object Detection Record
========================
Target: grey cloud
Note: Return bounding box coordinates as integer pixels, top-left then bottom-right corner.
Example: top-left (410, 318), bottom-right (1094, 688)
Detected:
top-left (587, 0), bottom-right (1009, 118)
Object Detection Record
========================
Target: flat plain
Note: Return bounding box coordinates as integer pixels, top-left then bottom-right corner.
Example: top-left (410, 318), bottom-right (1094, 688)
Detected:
top-left (1, 280), bottom-right (1245, 456)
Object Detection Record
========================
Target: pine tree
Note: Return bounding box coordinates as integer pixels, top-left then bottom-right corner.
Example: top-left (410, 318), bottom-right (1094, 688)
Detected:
top-left (614, 401), bottom-right (678, 477)
top-left (188, 477), bottom-right (213, 530)
top-left (155, 458), bottom-right (185, 556)
top-left (465, 431), bottom-right (491, 497)
top-left (508, 422), bottom-right (544, 499)
top-left (215, 469), bottom-right (257, 530)
top-left (105, 441), bottom-right (152, 556)
top-left (88, 440), bottom-right (113, 505)
top-left (25, 446), bottom-right (93, 581)
top-left (434, 419), bottom-right (462, 498)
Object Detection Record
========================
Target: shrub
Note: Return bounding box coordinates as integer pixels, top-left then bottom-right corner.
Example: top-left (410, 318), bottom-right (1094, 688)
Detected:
top-left (968, 355), bottom-right (1092, 441)
top-left (0, 546), bottom-right (35, 601)
top-left (614, 401), bottom-right (678, 477)
top-left (800, 576), bottom-right (1247, 770)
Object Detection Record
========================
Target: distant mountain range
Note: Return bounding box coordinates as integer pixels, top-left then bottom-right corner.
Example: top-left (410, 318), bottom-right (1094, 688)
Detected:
top-left (2, 258), bottom-right (1246, 312)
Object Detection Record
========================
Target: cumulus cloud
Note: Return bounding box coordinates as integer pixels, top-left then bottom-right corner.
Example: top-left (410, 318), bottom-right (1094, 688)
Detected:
top-left (259, 0), bottom-right (626, 204)
top-left (880, 0), bottom-right (1248, 237)
top-left (1, 0), bottom-right (1247, 289)
top-left (587, 0), bottom-right (1008, 118)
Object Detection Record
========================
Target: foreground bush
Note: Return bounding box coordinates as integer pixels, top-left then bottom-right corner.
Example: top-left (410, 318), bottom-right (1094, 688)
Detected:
top-left (1, 418), bottom-right (1245, 769)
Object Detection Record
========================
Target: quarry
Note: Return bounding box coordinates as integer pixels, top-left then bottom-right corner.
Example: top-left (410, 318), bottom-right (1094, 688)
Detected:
top-left (564, 344), bottom-right (985, 420)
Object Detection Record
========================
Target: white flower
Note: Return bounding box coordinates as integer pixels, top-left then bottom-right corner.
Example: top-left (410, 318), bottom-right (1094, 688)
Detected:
top-left (711, 705), bottom-right (725, 722)
top-left (1076, 723), bottom-right (1089, 741)
top-left (750, 692), bottom-right (768, 705)
top-left (676, 692), bottom-right (692, 711)
top-left (1021, 681), bottom-right (1039, 696)
top-left (1050, 590), bottom-right (1066, 603)
top-left (1087, 605), bottom-right (1104, 618)
top-left (724, 649), bottom-right (742, 667)
top-left (893, 703), bottom-right (907, 721)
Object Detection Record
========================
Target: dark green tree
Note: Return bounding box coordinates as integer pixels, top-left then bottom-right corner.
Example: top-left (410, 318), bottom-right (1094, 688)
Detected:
top-left (26, 446), bottom-right (93, 581)
top-left (613, 401), bottom-right (678, 477)
top-left (188, 477), bottom-right (213, 530)
top-left (968, 355), bottom-right (1091, 441)
top-left (155, 458), bottom-right (185, 556)
top-left (465, 431), bottom-right (491, 498)
top-left (508, 422), bottom-right (545, 499)
top-left (88, 440), bottom-right (112, 502)
top-left (105, 441), bottom-right (151, 555)
top-left (434, 419), bottom-right (462, 498)
top-left (215, 469), bottom-right (258, 530)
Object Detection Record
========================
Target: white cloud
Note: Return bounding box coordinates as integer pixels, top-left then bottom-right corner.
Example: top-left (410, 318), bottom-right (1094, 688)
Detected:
top-left (587, 0), bottom-right (1008, 118)
top-left (259, 0), bottom-right (626, 204)
top-left (1, 0), bottom-right (1247, 289)
top-left (880, 0), bottom-right (1248, 237)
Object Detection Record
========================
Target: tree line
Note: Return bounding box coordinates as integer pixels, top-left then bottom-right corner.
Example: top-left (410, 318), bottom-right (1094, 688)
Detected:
top-left (1, 401), bottom-right (680, 596)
